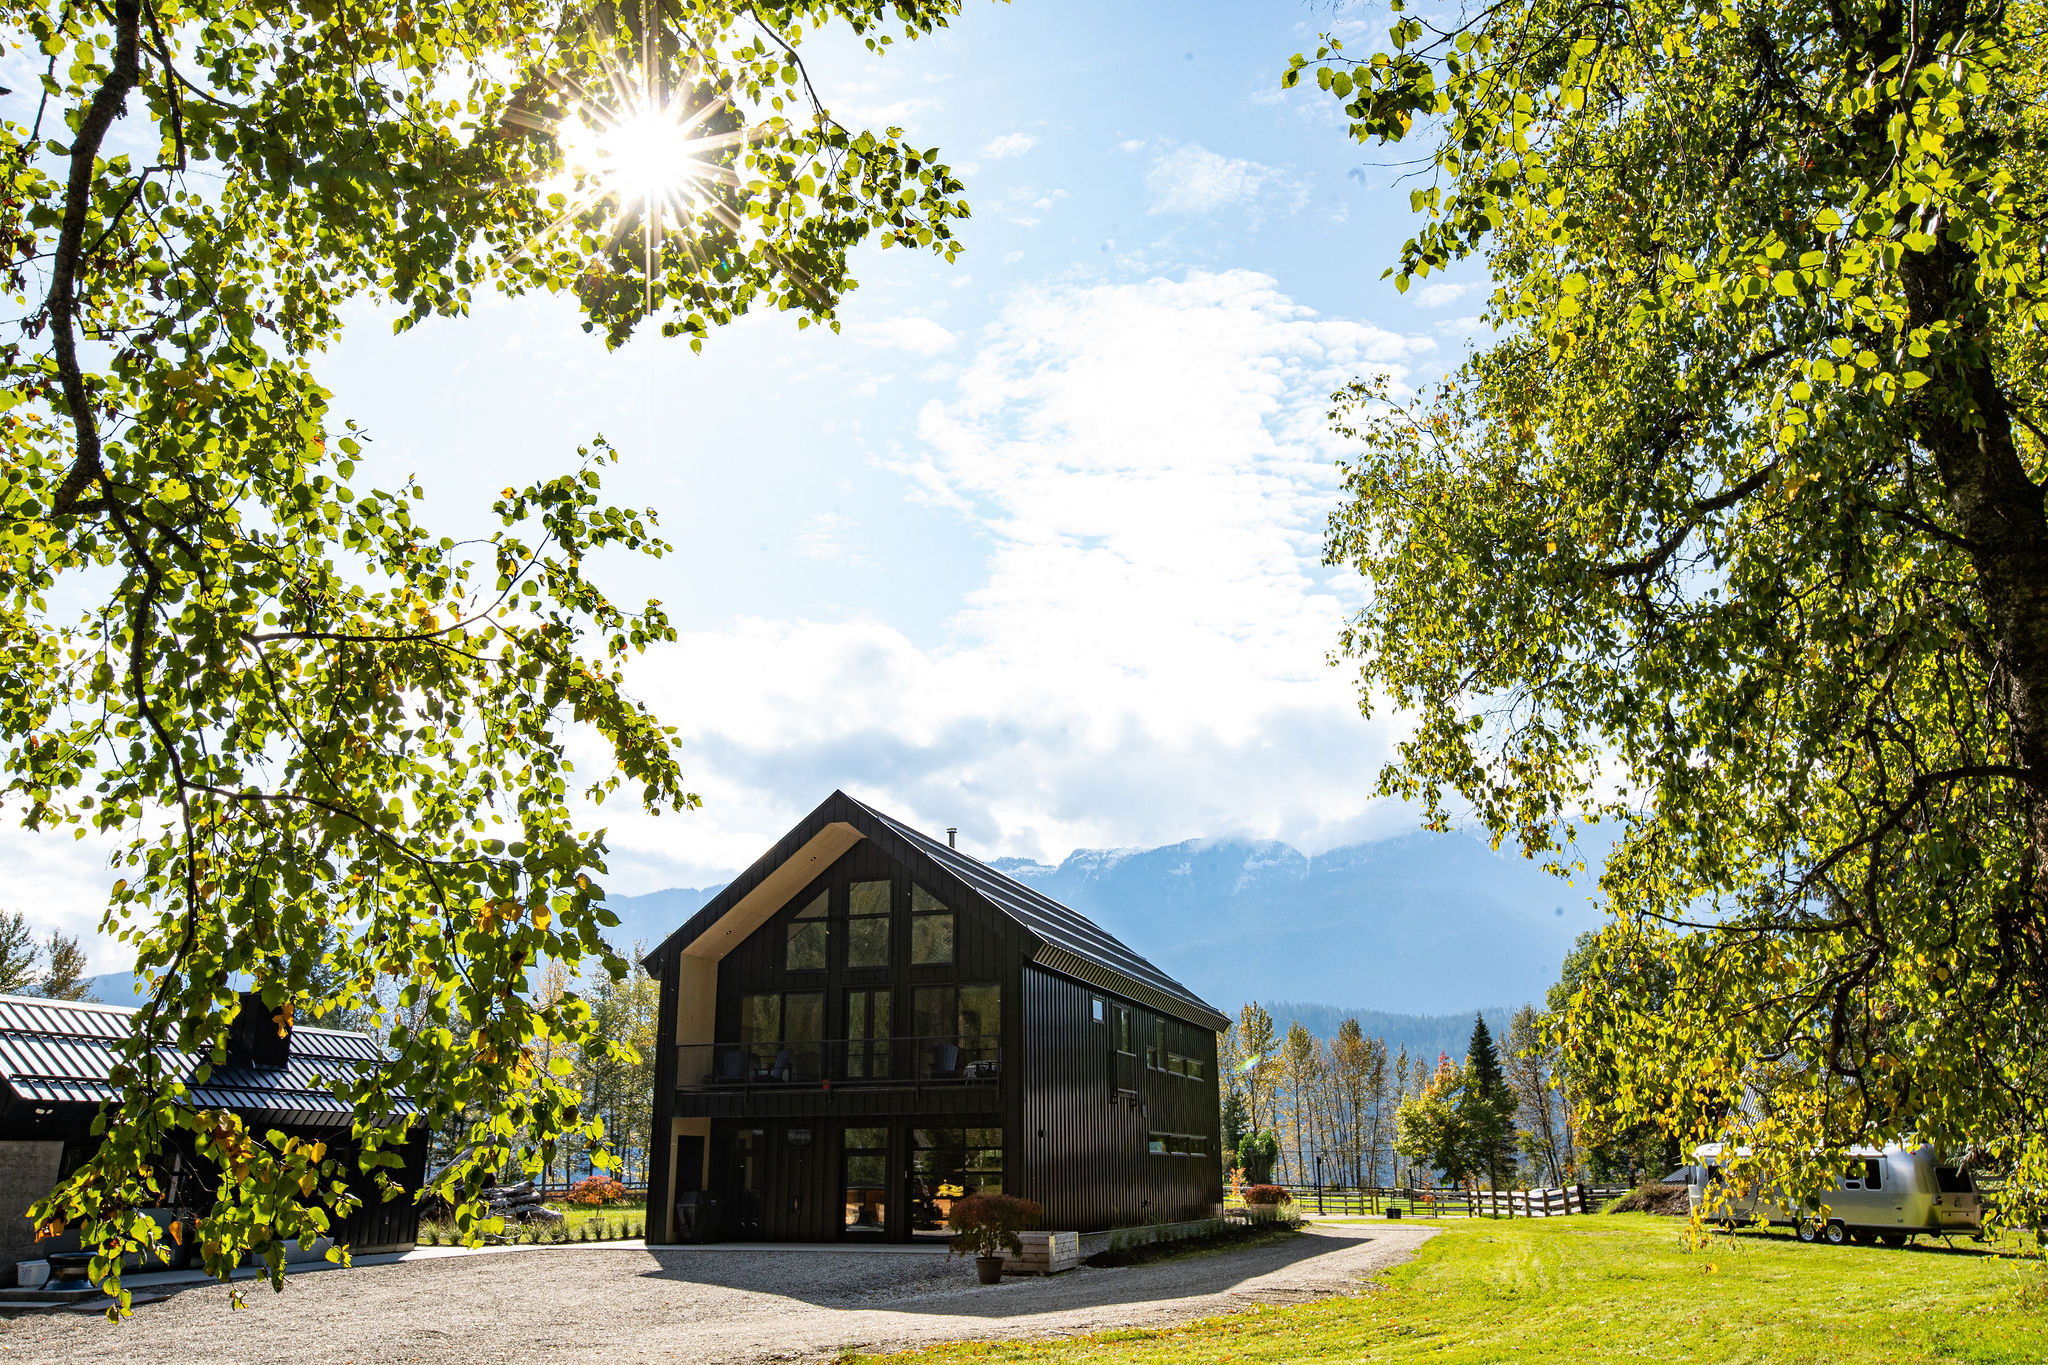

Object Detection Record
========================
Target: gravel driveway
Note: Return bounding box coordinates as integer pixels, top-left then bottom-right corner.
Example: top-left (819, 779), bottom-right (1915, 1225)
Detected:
top-left (0, 1221), bottom-right (1436, 1365)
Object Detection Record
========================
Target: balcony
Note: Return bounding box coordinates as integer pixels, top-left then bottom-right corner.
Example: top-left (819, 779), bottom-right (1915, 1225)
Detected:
top-left (675, 1035), bottom-right (1001, 1093)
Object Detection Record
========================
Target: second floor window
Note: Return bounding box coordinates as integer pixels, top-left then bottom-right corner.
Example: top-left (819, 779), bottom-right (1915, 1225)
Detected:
top-left (786, 892), bottom-right (828, 971)
top-left (848, 879), bottom-right (891, 968)
top-left (911, 884), bottom-right (953, 965)
top-left (741, 991), bottom-right (823, 1081)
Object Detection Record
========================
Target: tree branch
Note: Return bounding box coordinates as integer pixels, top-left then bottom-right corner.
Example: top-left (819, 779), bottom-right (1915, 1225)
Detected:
top-left (49, 0), bottom-right (144, 517)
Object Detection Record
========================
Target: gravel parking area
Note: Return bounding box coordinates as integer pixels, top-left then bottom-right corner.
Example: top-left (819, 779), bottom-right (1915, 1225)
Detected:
top-left (0, 1221), bottom-right (1436, 1365)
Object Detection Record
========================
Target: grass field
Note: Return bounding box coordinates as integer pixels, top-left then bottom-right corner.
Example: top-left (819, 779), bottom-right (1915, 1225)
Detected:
top-left (851, 1215), bottom-right (2048, 1365)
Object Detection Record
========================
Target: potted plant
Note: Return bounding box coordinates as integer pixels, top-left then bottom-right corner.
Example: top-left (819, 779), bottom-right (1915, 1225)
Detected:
top-left (946, 1192), bottom-right (1043, 1284)
top-left (1242, 1184), bottom-right (1292, 1224)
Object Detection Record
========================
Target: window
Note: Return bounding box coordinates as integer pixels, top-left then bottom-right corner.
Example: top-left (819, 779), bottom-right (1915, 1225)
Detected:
top-left (1148, 1133), bottom-right (1208, 1157)
top-left (908, 1127), bottom-right (1003, 1236)
top-left (1842, 1158), bottom-right (1883, 1191)
top-left (1147, 1018), bottom-right (1165, 1070)
top-left (911, 884), bottom-right (954, 965)
top-left (1091, 997), bottom-right (1104, 1023)
top-left (739, 991), bottom-right (823, 1081)
top-left (913, 984), bottom-right (1000, 1076)
top-left (847, 879), bottom-right (891, 969)
top-left (786, 892), bottom-right (828, 971)
top-left (1115, 1005), bottom-right (1132, 1054)
top-left (843, 1127), bottom-right (888, 1233)
top-left (1936, 1165), bottom-right (1974, 1195)
top-left (845, 988), bottom-right (892, 1079)
top-left (1185, 1057), bottom-right (1204, 1081)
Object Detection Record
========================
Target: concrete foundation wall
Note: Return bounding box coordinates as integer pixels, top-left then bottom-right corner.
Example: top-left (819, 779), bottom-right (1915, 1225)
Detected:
top-left (0, 1141), bottom-right (64, 1286)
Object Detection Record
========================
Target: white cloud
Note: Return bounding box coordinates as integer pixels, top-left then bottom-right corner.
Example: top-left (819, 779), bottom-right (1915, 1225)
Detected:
top-left (1411, 280), bottom-right (1485, 309)
top-left (608, 270), bottom-right (1438, 882)
top-left (794, 512), bottom-right (876, 567)
top-left (1003, 251), bottom-right (1025, 264)
top-left (1117, 138), bottom-right (1148, 154)
top-left (981, 132), bottom-right (1038, 160)
top-left (852, 316), bottom-right (958, 357)
top-left (1144, 142), bottom-right (1308, 219)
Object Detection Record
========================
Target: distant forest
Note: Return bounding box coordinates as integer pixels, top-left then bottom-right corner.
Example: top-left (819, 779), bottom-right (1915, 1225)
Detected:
top-left (1261, 1001), bottom-right (1513, 1066)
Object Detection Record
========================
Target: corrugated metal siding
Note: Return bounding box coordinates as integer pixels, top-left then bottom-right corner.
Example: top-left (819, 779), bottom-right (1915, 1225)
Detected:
top-left (1016, 966), bottom-right (1220, 1231)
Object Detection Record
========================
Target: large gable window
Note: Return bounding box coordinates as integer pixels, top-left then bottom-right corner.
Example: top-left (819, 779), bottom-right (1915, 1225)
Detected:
top-left (740, 991), bottom-right (823, 1082)
top-left (785, 892), bottom-right (828, 971)
top-left (910, 884), bottom-right (953, 965)
top-left (847, 879), bottom-right (892, 969)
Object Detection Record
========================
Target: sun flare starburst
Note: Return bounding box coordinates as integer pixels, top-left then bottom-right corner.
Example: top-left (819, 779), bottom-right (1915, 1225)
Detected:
top-left (527, 12), bottom-right (759, 305)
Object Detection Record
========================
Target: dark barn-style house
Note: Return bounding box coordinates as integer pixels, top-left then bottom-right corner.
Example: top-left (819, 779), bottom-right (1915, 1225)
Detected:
top-left (0, 991), bottom-right (426, 1285)
top-left (643, 791), bottom-right (1230, 1244)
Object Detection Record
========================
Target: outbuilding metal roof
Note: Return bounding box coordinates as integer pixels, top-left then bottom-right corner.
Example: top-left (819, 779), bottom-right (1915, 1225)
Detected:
top-left (653, 790), bottom-right (1230, 1032)
top-left (0, 993), bottom-right (406, 1128)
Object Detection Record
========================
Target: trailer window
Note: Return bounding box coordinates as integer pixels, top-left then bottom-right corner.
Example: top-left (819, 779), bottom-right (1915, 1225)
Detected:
top-left (1842, 1158), bottom-right (1882, 1191)
top-left (1936, 1165), bottom-right (1975, 1194)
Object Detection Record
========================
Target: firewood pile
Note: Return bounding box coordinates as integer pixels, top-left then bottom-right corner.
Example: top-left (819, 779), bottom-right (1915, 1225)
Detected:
top-left (488, 1180), bottom-right (565, 1224)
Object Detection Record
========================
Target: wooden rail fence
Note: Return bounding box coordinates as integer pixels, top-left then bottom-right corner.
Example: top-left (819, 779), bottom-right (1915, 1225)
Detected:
top-left (1257, 1183), bottom-right (1609, 1218)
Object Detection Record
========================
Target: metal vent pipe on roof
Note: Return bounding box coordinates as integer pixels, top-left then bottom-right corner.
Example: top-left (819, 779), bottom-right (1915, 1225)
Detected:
top-left (946, 827), bottom-right (957, 849)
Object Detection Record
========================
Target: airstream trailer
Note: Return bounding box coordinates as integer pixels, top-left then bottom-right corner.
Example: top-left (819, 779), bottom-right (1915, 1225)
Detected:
top-left (1689, 1143), bottom-right (1983, 1246)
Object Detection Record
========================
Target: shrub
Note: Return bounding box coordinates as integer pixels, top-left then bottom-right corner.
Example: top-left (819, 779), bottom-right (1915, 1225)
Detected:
top-left (1608, 1182), bottom-right (1691, 1216)
top-left (946, 1192), bottom-right (1044, 1260)
top-left (1237, 1132), bottom-right (1279, 1186)
top-left (1243, 1185), bottom-right (1290, 1206)
top-left (564, 1176), bottom-right (631, 1207)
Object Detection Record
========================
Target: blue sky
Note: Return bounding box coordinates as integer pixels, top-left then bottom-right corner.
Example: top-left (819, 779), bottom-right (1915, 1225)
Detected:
top-left (14, 0), bottom-right (1499, 965)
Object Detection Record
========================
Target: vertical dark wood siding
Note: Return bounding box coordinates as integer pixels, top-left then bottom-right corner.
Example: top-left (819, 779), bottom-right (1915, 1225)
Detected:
top-left (1015, 966), bottom-right (1221, 1230)
top-left (331, 1130), bottom-right (429, 1252)
top-left (645, 946), bottom-right (682, 1242)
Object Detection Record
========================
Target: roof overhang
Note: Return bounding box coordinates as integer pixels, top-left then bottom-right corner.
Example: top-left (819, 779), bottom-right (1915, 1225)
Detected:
top-left (679, 821), bottom-right (865, 961)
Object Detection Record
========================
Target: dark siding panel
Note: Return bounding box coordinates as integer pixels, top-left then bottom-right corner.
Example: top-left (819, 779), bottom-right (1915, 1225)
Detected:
top-left (332, 1131), bottom-right (428, 1252)
top-left (646, 957), bottom-right (681, 1243)
top-left (1016, 966), bottom-right (1220, 1232)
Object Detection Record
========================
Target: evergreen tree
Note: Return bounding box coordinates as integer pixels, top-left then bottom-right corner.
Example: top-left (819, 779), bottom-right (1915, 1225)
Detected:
top-left (1220, 1091), bottom-right (1250, 1174)
top-left (1461, 1013), bottom-right (1521, 1200)
top-left (1467, 1014), bottom-right (1506, 1102)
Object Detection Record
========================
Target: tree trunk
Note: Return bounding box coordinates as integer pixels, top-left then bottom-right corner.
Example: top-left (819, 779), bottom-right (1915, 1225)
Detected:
top-left (1903, 241), bottom-right (2048, 936)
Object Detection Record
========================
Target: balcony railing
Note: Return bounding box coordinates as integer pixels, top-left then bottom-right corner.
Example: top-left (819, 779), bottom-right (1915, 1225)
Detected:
top-left (674, 1035), bottom-right (1001, 1092)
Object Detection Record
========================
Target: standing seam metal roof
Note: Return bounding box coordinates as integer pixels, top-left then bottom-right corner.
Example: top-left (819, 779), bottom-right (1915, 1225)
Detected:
top-left (654, 790), bottom-right (1229, 1033)
top-left (0, 993), bottom-right (408, 1126)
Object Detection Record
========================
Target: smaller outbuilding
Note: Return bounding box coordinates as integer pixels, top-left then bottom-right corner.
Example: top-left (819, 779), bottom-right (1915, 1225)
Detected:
top-left (0, 991), bottom-right (426, 1286)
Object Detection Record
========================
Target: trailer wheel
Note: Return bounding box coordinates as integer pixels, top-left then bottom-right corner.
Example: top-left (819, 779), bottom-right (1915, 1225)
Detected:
top-left (1823, 1220), bottom-right (1849, 1246)
top-left (1880, 1232), bottom-right (1908, 1248)
top-left (1796, 1218), bottom-right (1821, 1243)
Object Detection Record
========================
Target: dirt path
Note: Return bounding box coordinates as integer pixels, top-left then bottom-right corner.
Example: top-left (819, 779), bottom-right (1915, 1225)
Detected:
top-left (0, 1222), bottom-right (1437, 1365)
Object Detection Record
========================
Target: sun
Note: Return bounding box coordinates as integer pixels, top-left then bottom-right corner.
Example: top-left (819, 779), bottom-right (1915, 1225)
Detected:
top-left (527, 24), bottom-right (757, 302)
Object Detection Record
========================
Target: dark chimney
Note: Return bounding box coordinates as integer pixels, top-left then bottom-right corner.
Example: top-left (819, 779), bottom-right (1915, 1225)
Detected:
top-left (226, 991), bottom-right (292, 1069)
top-left (946, 827), bottom-right (957, 849)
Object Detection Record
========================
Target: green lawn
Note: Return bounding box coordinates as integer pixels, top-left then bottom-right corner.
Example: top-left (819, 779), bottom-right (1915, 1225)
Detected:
top-left (851, 1215), bottom-right (2048, 1365)
top-left (549, 1200), bottom-right (646, 1237)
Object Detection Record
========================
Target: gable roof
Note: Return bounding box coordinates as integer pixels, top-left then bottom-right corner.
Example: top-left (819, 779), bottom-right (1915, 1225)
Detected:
top-left (0, 993), bottom-right (411, 1129)
top-left (648, 791), bottom-right (1230, 1032)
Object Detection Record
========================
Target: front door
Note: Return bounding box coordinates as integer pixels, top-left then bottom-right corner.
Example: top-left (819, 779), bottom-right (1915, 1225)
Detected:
top-left (841, 1125), bottom-right (890, 1239)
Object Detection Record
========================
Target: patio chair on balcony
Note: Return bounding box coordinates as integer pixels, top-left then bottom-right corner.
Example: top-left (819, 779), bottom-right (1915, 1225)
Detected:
top-left (714, 1048), bottom-right (745, 1084)
top-left (927, 1042), bottom-right (963, 1080)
